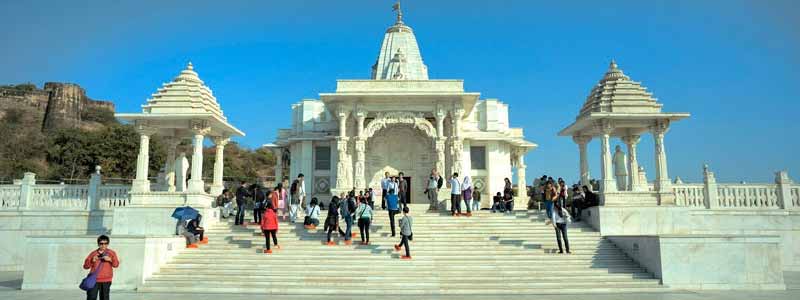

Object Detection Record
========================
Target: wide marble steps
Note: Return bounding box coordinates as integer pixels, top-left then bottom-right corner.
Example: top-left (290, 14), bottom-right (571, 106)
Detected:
top-left (139, 205), bottom-right (665, 295)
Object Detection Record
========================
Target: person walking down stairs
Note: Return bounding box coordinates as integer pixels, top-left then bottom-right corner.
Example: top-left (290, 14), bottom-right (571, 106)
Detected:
top-left (549, 202), bottom-right (571, 254)
top-left (340, 194), bottom-right (356, 245)
top-left (394, 206), bottom-right (413, 260)
top-left (260, 201), bottom-right (280, 254)
top-left (356, 197), bottom-right (373, 245)
top-left (324, 197), bottom-right (341, 246)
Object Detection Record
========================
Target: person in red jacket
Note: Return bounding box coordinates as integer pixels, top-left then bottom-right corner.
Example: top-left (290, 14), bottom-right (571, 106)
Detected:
top-left (82, 235), bottom-right (120, 300)
top-left (260, 201), bottom-right (280, 254)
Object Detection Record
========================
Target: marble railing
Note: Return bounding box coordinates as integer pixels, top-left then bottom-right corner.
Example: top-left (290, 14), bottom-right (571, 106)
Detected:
top-left (0, 172), bottom-right (131, 211)
top-left (29, 184), bottom-right (90, 209)
top-left (715, 184), bottom-right (780, 209)
top-left (673, 184), bottom-right (706, 208)
top-left (669, 168), bottom-right (798, 210)
top-left (97, 185), bottom-right (132, 209)
top-left (0, 185), bottom-right (21, 208)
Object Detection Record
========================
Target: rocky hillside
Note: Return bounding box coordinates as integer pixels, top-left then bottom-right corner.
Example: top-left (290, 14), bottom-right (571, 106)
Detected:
top-left (0, 82), bottom-right (116, 131)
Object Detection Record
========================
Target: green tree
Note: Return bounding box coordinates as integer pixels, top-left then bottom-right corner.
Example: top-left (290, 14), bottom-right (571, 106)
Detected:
top-left (0, 108), bottom-right (48, 180)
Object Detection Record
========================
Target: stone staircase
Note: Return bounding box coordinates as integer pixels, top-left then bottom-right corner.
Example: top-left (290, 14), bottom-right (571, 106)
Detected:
top-left (139, 204), bottom-right (665, 295)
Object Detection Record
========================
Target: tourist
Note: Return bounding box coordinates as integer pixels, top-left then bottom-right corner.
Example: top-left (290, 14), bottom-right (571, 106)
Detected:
top-left (289, 174), bottom-right (304, 223)
top-left (570, 185), bottom-right (585, 221)
top-left (449, 172), bottom-right (462, 216)
top-left (583, 185), bottom-right (599, 208)
top-left (325, 196), bottom-right (341, 245)
top-left (491, 192), bottom-right (504, 213)
top-left (544, 180), bottom-right (557, 220)
top-left (356, 197), bottom-right (373, 245)
top-left (178, 219), bottom-right (198, 248)
top-left (276, 183), bottom-right (288, 221)
top-left (235, 181), bottom-right (250, 226)
top-left (557, 178), bottom-right (568, 208)
top-left (381, 172), bottom-right (391, 209)
top-left (187, 214), bottom-right (206, 244)
top-left (253, 185), bottom-right (266, 224)
top-left (260, 201), bottom-right (280, 254)
top-left (538, 175), bottom-right (548, 210)
top-left (472, 188), bottom-right (482, 212)
top-left (82, 235), bottom-right (120, 300)
top-left (367, 188), bottom-right (375, 209)
top-left (340, 193), bottom-right (356, 245)
top-left (386, 188), bottom-right (400, 237)
top-left (462, 175), bottom-right (473, 216)
top-left (551, 202), bottom-right (571, 254)
top-left (220, 189), bottom-right (234, 219)
top-left (305, 197), bottom-right (321, 228)
top-left (398, 172), bottom-right (408, 208)
top-left (425, 175), bottom-right (438, 211)
top-left (394, 206), bottom-right (413, 260)
top-left (503, 178), bottom-right (514, 213)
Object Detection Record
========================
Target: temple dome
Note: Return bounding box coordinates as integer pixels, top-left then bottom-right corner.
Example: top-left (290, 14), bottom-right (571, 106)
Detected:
top-left (140, 62), bottom-right (228, 121)
top-left (578, 60), bottom-right (663, 117)
top-left (370, 10), bottom-right (428, 80)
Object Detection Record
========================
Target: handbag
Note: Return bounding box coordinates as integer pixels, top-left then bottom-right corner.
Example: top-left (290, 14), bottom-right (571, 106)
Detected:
top-left (79, 260), bottom-right (104, 291)
top-left (463, 188), bottom-right (473, 201)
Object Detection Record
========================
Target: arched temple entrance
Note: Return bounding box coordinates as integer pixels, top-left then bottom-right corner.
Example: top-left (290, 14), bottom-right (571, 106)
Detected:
top-left (365, 124), bottom-right (435, 203)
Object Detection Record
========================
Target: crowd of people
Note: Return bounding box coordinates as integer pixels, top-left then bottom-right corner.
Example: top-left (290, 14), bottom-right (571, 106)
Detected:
top-left (80, 170), bottom-right (604, 299)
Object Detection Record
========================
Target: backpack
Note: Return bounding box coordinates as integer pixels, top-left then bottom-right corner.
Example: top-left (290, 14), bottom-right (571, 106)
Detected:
top-left (437, 176), bottom-right (444, 189)
top-left (290, 180), bottom-right (298, 195)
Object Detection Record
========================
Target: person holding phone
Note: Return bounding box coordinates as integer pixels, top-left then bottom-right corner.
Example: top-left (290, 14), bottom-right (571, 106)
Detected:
top-left (82, 235), bottom-right (120, 300)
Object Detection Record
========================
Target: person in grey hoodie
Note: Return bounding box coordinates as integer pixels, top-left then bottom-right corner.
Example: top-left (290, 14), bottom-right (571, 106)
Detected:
top-left (394, 206), bottom-right (413, 259)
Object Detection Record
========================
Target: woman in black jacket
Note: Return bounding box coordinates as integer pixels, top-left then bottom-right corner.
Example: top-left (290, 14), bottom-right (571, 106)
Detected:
top-left (325, 196), bottom-right (341, 245)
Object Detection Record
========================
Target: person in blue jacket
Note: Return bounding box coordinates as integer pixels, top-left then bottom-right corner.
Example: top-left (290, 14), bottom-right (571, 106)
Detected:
top-left (386, 188), bottom-right (400, 237)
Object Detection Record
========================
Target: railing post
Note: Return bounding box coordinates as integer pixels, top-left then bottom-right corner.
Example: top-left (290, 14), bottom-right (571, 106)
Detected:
top-left (87, 166), bottom-right (102, 211)
top-left (19, 172), bottom-right (36, 210)
top-left (776, 171), bottom-right (796, 210)
top-left (703, 164), bottom-right (719, 209)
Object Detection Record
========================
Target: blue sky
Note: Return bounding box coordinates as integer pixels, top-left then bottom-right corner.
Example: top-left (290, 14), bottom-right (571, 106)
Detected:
top-left (1, 0), bottom-right (798, 183)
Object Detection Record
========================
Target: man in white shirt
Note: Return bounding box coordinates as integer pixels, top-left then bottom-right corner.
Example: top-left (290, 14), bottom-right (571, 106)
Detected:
top-left (449, 173), bottom-right (462, 216)
top-left (380, 172), bottom-right (391, 210)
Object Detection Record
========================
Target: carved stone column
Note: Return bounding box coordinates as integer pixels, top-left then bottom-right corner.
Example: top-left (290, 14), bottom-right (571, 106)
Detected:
top-left (597, 121), bottom-right (617, 193)
top-left (435, 107), bottom-right (446, 138)
top-left (621, 135), bottom-right (641, 191)
top-left (353, 109), bottom-right (367, 189)
top-left (273, 148), bottom-right (283, 184)
top-left (132, 123), bottom-right (157, 193)
top-left (210, 136), bottom-right (230, 196)
top-left (651, 120), bottom-right (673, 204)
top-left (435, 138), bottom-right (446, 177)
top-left (450, 107), bottom-right (465, 175)
top-left (572, 135), bottom-right (592, 187)
top-left (335, 108), bottom-right (351, 191)
top-left (188, 121), bottom-right (210, 193)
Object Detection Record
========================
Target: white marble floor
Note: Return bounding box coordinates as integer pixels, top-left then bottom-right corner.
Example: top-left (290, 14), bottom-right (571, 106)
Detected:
top-left (2, 271), bottom-right (798, 300)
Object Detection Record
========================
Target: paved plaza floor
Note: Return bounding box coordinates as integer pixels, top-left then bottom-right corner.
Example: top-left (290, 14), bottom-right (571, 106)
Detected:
top-left (2, 271), bottom-right (798, 300)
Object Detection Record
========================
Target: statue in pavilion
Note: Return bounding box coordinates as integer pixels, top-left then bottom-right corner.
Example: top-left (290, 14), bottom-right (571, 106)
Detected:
top-left (613, 145), bottom-right (628, 191)
top-left (175, 152), bottom-right (189, 192)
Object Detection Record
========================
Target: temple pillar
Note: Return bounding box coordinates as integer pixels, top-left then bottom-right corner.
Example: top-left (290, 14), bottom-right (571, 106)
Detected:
top-left (598, 121), bottom-right (617, 194)
top-left (210, 136), bottom-right (230, 196)
top-left (274, 148), bottom-right (283, 184)
top-left (622, 135), bottom-right (642, 191)
top-left (188, 126), bottom-right (209, 193)
top-left (572, 135), bottom-right (592, 187)
top-left (334, 108), bottom-right (351, 191)
top-left (132, 127), bottom-right (155, 193)
top-left (515, 149), bottom-right (527, 198)
top-left (354, 109), bottom-right (367, 188)
top-left (651, 120), bottom-right (674, 204)
top-left (450, 107), bottom-right (465, 175)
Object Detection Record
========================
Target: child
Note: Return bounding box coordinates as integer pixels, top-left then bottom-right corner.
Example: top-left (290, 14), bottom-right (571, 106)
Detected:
top-left (260, 201), bottom-right (279, 254)
top-left (394, 206), bottom-right (413, 260)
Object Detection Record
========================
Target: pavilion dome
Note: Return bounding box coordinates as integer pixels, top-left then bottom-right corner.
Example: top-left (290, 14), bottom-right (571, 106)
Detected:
top-left (140, 62), bottom-right (228, 121)
top-left (578, 60), bottom-right (663, 118)
top-left (370, 11), bottom-right (429, 80)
